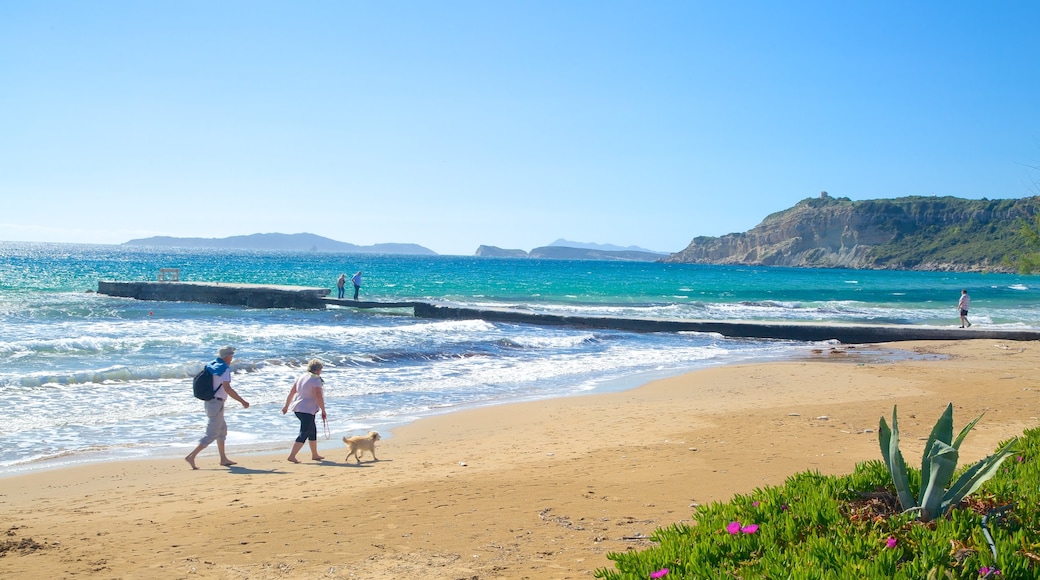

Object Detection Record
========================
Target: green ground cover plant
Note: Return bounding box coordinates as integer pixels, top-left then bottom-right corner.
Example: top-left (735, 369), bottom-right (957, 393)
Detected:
top-left (595, 422), bottom-right (1040, 579)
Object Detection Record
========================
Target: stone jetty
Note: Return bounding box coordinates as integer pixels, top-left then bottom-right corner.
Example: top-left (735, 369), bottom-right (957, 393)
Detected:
top-left (411, 302), bottom-right (1040, 343)
top-left (97, 281), bottom-right (1040, 344)
top-left (97, 280), bottom-right (330, 309)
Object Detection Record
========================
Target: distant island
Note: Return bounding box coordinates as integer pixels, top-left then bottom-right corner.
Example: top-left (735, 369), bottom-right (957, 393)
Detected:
top-left (664, 193), bottom-right (1040, 273)
top-left (475, 239), bottom-right (669, 262)
top-left (123, 233), bottom-right (436, 255)
top-left (121, 195), bottom-right (1040, 272)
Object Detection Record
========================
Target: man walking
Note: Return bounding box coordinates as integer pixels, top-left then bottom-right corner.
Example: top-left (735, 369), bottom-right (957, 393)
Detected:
top-left (352, 271), bottom-right (362, 301)
top-left (185, 346), bottom-right (250, 469)
top-left (958, 289), bottom-right (972, 328)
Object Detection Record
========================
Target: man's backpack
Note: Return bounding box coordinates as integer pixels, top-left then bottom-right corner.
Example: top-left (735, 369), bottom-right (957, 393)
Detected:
top-left (192, 367), bottom-right (215, 400)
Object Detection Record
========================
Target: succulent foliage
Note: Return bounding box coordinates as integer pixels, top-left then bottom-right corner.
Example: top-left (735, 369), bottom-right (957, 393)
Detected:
top-left (880, 403), bottom-right (1017, 522)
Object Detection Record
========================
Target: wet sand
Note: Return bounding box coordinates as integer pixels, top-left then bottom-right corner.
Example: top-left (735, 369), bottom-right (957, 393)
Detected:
top-left (1, 339), bottom-right (1037, 579)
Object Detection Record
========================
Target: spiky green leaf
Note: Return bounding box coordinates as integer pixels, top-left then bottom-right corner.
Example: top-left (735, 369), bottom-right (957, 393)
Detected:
top-left (919, 440), bottom-right (958, 522)
top-left (919, 403), bottom-right (954, 505)
top-left (879, 416), bottom-right (893, 471)
top-left (952, 412), bottom-right (984, 451)
top-left (940, 438), bottom-right (1018, 516)
top-left (879, 407), bottom-right (916, 510)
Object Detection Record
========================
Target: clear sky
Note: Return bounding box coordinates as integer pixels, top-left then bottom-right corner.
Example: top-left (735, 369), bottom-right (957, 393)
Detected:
top-left (2, 2), bottom-right (1038, 256)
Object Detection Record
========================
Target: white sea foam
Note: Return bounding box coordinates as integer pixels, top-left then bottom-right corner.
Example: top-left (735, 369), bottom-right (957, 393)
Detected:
top-left (3, 244), bottom-right (1040, 473)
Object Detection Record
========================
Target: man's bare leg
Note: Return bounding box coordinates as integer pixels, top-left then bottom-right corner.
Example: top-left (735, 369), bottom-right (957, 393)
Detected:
top-left (217, 440), bottom-right (236, 466)
top-left (184, 443), bottom-right (206, 470)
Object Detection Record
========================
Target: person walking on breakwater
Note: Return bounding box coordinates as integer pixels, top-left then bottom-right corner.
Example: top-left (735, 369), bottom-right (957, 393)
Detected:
top-left (185, 346), bottom-right (251, 469)
top-left (958, 289), bottom-right (972, 328)
top-left (336, 273), bottom-right (346, 299)
top-left (281, 358), bottom-right (328, 463)
top-left (352, 271), bottom-right (362, 300)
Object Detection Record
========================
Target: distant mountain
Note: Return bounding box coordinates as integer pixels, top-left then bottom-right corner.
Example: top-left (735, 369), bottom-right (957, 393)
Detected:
top-left (123, 233), bottom-right (437, 255)
top-left (474, 245), bottom-right (529, 258)
top-left (548, 239), bottom-right (667, 254)
top-left (529, 246), bottom-right (664, 261)
top-left (664, 194), bottom-right (1040, 272)
top-left (473, 244), bottom-right (663, 262)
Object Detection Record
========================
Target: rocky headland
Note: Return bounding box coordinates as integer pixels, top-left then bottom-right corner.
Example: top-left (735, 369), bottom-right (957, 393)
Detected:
top-left (664, 193), bottom-right (1040, 272)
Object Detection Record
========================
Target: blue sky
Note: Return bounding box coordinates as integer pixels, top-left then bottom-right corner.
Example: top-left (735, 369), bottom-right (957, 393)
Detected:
top-left (2, 1), bottom-right (1038, 256)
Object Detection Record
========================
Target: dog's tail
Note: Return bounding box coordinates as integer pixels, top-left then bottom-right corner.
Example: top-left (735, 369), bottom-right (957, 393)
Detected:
top-left (342, 436), bottom-right (349, 444)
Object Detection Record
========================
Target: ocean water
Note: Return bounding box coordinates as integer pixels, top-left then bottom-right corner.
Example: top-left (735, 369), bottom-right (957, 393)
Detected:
top-left (2, 241), bottom-right (1038, 475)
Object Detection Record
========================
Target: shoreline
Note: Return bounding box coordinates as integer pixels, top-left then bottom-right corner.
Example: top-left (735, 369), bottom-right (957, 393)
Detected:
top-left (2, 339), bottom-right (1037, 578)
top-left (0, 345), bottom-right (814, 479)
top-left (0, 342), bottom-right (900, 480)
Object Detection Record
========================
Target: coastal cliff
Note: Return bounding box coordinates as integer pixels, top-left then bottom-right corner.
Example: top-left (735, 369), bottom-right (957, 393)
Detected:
top-left (665, 195), bottom-right (1040, 272)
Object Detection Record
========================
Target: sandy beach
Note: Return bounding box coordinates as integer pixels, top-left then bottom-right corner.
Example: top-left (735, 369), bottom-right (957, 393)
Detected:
top-left (1, 339), bottom-right (1037, 579)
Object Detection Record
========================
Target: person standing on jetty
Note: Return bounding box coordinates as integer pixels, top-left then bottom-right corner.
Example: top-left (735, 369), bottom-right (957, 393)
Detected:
top-left (958, 289), bottom-right (972, 328)
top-left (185, 346), bottom-right (251, 469)
top-left (336, 273), bottom-right (346, 299)
top-left (281, 358), bottom-right (328, 463)
top-left (352, 271), bottom-right (362, 300)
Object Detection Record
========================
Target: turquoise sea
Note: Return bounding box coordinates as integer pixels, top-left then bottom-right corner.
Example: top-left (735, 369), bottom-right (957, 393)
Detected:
top-left (2, 241), bottom-right (1038, 475)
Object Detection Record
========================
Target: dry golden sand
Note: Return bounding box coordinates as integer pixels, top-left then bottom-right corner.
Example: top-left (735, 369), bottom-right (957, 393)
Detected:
top-left (1, 339), bottom-right (1038, 579)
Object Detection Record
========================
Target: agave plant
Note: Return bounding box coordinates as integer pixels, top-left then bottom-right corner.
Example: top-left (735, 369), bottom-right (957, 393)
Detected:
top-left (878, 403), bottom-right (1017, 522)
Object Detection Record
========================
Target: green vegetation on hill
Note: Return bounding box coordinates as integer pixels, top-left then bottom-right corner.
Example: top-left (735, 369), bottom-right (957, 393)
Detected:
top-left (856, 197), bottom-right (1038, 270)
top-left (1016, 213), bottom-right (1040, 274)
top-left (668, 195), bottom-right (1040, 273)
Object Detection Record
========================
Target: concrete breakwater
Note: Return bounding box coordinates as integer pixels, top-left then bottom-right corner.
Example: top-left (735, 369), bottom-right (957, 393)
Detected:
top-left (98, 280), bottom-right (330, 309)
top-left (411, 302), bottom-right (1040, 343)
top-left (97, 281), bottom-right (1040, 343)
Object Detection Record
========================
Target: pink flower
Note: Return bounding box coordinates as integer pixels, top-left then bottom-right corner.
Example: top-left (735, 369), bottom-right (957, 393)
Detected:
top-left (752, 501), bottom-right (760, 507)
top-left (886, 537), bottom-right (897, 549)
top-left (650, 569), bottom-right (669, 579)
top-left (979, 567), bottom-right (1001, 576)
top-left (726, 521), bottom-right (758, 534)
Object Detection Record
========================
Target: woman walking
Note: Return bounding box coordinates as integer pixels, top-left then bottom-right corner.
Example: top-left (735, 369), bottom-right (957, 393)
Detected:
top-left (281, 359), bottom-right (328, 462)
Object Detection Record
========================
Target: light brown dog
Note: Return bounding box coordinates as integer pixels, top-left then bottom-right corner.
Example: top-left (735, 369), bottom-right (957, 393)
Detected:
top-left (342, 431), bottom-right (380, 464)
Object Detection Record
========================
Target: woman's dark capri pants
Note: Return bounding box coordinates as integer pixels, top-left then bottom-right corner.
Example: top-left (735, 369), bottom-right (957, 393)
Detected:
top-left (294, 412), bottom-right (317, 443)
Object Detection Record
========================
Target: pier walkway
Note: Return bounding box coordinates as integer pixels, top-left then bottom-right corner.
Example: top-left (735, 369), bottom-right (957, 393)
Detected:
top-left (98, 280), bottom-right (331, 309)
top-left (323, 297), bottom-right (420, 309)
top-left (410, 302), bottom-right (1040, 343)
top-left (98, 281), bottom-right (1040, 344)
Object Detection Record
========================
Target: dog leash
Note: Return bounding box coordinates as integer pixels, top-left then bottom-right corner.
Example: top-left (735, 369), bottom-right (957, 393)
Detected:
top-left (318, 375), bottom-right (330, 440)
